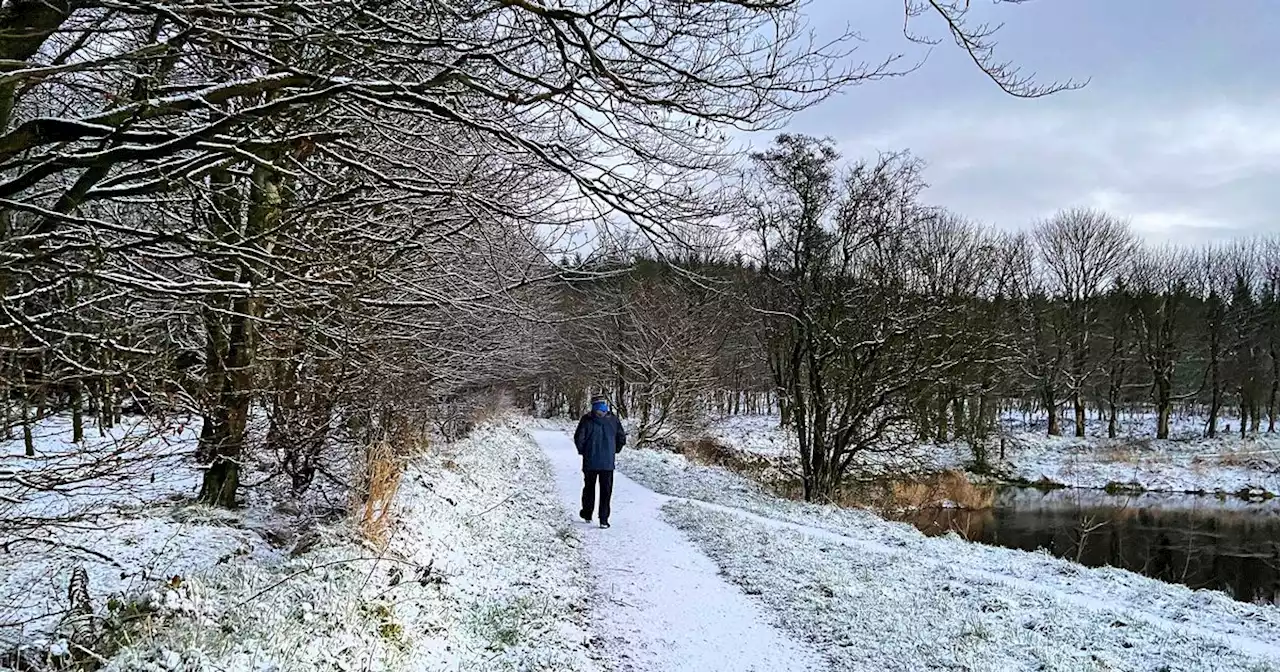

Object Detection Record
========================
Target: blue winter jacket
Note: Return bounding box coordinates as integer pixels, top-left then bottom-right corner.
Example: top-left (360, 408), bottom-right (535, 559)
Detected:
top-left (574, 412), bottom-right (626, 472)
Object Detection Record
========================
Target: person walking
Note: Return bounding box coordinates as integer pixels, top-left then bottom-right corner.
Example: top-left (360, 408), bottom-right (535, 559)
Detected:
top-left (574, 395), bottom-right (626, 528)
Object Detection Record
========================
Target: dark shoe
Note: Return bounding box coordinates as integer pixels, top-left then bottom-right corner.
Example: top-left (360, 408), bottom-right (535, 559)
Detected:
top-left (599, 521), bottom-right (610, 529)
top-left (579, 510), bottom-right (591, 523)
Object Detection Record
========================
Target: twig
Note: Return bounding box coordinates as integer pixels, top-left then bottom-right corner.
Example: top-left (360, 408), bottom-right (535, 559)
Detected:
top-left (466, 492), bottom-right (519, 520)
top-left (0, 607), bottom-right (71, 629)
top-left (4, 537), bottom-right (125, 569)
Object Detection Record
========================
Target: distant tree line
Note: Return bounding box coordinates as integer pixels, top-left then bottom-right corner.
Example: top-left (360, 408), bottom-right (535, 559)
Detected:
top-left (537, 135), bottom-right (1280, 500)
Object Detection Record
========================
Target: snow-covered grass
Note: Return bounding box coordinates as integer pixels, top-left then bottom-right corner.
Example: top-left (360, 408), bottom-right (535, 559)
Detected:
top-left (619, 448), bottom-right (1280, 671)
top-left (703, 412), bottom-right (1280, 496)
top-left (703, 414), bottom-right (797, 458)
top-left (98, 421), bottom-right (600, 671)
top-left (2, 416), bottom-right (601, 671)
top-left (705, 413), bottom-right (972, 477)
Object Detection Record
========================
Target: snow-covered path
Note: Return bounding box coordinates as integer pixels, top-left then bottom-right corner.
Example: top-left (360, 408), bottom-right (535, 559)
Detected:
top-left (532, 430), bottom-right (824, 672)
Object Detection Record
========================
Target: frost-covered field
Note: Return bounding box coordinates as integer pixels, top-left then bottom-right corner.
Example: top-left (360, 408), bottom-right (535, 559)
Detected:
top-left (620, 448), bottom-right (1280, 671)
top-left (2, 417), bottom-right (601, 671)
top-left (706, 413), bottom-right (1280, 495)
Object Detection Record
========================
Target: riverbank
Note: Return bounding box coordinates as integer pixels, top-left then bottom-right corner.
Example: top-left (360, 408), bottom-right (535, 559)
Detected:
top-left (707, 413), bottom-right (1280, 497)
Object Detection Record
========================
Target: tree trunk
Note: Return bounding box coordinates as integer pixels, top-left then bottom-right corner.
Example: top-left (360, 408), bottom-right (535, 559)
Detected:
top-left (1269, 378), bottom-right (1278, 433)
top-left (1, 373), bottom-right (10, 441)
top-left (1155, 376), bottom-right (1172, 440)
top-left (199, 449), bottom-right (241, 508)
top-left (976, 392), bottom-right (991, 442)
top-left (35, 378), bottom-right (46, 421)
top-left (1208, 333), bottom-right (1221, 438)
top-left (196, 159), bottom-right (277, 507)
top-left (99, 379), bottom-right (115, 429)
top-left (198, 297), bottom-right (257, 507)
top-left (71, 380), bottom-right (84, 443)
top-left (1073, 391), bottom-right (1086, 438)
top-left (1043, 386), bottom-right (1060, 436)
top-left (614, 366), bottom-right (627, 419)
top-left (21, 389), bottom-right (33, 457)
top-left (936, 394), bottom-right (949, 443)
top-left (1270, 347), bottom-right (1279, 433)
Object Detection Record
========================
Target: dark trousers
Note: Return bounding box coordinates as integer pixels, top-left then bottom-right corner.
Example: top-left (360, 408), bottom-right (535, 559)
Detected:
top-left (581, 470), bottom-right (615, 523)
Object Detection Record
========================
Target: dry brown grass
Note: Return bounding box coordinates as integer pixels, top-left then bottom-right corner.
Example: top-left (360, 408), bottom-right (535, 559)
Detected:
top-left (907, 508), bottom-right (996, 540)
top-left (678, 437), bottom-right (745, 469)
top-left (355, 430), bottom-right (424, 549)
top-left (1094, 439), bottom-right (1164, 464)
top-left (843, 469), bottom-right (996, 514)
top-left (469, 395), bottom-right (508, 426)
top-left (889, 470), bottom-right (996, 510)
top-left (675, 437), bottom-right (994, 515)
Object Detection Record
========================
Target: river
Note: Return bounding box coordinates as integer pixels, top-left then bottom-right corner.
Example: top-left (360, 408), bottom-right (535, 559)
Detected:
top-left (899, 486), bottom-right (1280, 605)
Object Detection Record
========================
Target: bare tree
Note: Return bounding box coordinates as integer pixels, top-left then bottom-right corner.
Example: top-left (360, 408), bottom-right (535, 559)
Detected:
top-left (904, 211), bottom-right (1007, 447)
top-left (1129, 246), bottom-right (1198, 440)
top-left (1261, 237), bottom-right (1280, 433)
top-left (1005, 232), bottom-right (1067, 436)
top-left (743, 136), bottom-right (980, 500)
top-left (1033, 208), bottom-right (1138, 437)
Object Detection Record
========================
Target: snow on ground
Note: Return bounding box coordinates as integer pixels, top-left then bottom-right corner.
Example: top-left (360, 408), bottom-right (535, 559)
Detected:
top-left (2, 413), bottom-right (202, 521)
top-left (531, 429), bottom-right (823, 672)
top-left (704, 412), bottom-right (1280, 495)
top-left (0, 413), bottom-right (265, 658)
top-left (3, 416), bottom-right (602, 671)
top-left (1001, 431), bottom-right (1280, 496)
top-left (704, 415), bottom-right (796, 459)
top-left (97, 422), bottom-right (602, 671)
top-left (618, 447), bottom-right (1280, 671)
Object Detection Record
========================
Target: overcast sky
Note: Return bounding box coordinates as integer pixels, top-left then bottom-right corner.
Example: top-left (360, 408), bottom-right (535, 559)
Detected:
top-left (765, 0), bottom-right (1279, 243)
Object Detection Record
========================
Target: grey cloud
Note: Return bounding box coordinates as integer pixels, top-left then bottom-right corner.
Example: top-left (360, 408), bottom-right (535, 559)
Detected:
top-left (761, 0), bottom-right (1280, 244)
top-left (798, 98), bottom-right (1280, 243)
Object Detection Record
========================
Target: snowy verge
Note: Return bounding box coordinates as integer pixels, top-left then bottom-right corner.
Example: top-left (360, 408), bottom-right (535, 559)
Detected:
top-left (1, 414), bottom-right (274, 663)
top-left (619, 448), bottom-right (1280, 670)
top-left (3, 418), bottom-right (601, 671)
top-left (1000, 431), bottom-right (1280, 497)
top-left (96, 421), bottom-right (601, 671)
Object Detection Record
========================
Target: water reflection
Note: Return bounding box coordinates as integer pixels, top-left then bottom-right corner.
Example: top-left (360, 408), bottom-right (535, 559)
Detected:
top-left (899, 488), bottom-right (1280, 605)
